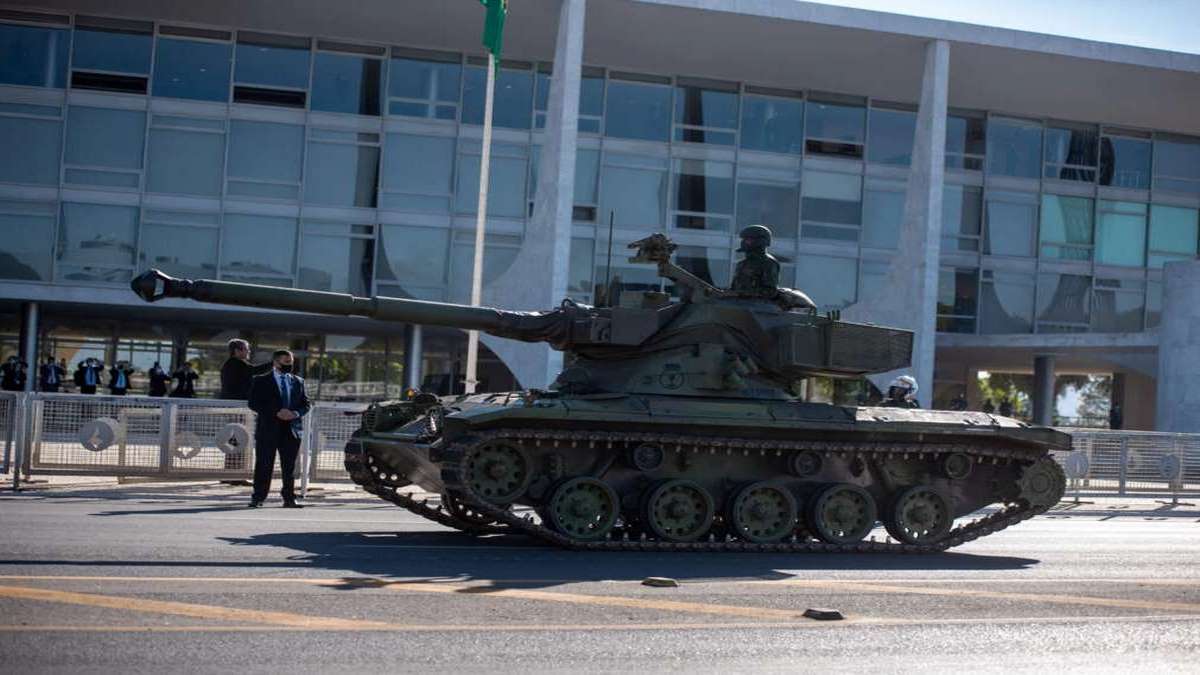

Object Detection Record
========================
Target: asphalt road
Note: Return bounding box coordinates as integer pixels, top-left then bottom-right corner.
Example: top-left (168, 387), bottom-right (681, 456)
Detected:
top-left (0, 483), bottom-right (1198, 674)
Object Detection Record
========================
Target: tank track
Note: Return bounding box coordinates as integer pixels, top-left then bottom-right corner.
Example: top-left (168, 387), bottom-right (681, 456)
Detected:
top-left (433, 428), bottom-right (1063, 554)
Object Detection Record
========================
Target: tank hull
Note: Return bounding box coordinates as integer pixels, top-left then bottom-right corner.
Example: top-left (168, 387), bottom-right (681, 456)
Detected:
top-left (345, 392), bottom-right (1068, 552)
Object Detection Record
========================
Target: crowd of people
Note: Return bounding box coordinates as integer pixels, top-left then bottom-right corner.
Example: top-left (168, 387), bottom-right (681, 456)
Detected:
top-left (0, 354), bottom-right (202, 397)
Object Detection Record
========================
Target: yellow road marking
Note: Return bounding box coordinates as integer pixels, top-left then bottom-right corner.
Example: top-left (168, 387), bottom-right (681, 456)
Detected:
top-left (779, 580), bottom-right (1200, 614)
top-left (0, 584), bottom-right (393, 630)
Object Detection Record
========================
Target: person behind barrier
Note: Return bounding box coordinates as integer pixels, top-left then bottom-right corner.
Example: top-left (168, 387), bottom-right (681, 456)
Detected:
top-left (1, 355), bottom-right (23, 391)
top-left (108, 361), bottom-right (135, 396)
top-left (147, 362), bottom-right (170, 397)
top-left (882, 375), bottom-right (920, 409)
top-left (219, 339), bottom-right (272, 476)
top-left (170, 361), bottom-right (199, 398)
top-left (39, 356), bottom-right (65, 393)
top-left (247, 349), bottom-right (310, 508)
top-left (74, 358), bottom-right (104, 395)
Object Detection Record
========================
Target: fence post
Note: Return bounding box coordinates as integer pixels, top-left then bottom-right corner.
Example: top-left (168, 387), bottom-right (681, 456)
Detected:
top-left (300, 411), bottom-right (316, 500)
top-left (1117, 436), bottom-right (1128, 496)
top-left (159, 401), bottom-right (176, 475)
top-left (10, 394), bottom-right (25, 492)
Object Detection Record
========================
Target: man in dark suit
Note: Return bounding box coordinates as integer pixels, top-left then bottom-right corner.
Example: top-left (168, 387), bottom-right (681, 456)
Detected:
top-left (219, 338), bottom-right (272, 475)
top-left (39, 356), bottom-right (65, 392)
top-left (247, 349), bottom-right (310, 508)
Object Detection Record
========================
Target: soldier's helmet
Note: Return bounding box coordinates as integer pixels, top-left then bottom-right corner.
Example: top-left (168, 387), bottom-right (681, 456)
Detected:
top-left (887, 374), bottom-right (918, 401)
top-left (737, 224), bottom-right (773, 251)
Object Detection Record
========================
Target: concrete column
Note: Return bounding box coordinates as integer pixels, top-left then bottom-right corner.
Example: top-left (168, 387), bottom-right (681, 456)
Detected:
top-left (843, 40), bottom-right (948, 408)
top-left (480, 0), bottom-right (585, 390)
top-left (1032, 355), bottom-right (1055, 425)
top-left (1156, 259), bottom-right (1200, 432)
top-left (405, 324), bottom-right (424, 390)
top-left (19, 302), bottom-right (38, 392)
top-left (170, 329), bottom-right (188, 372)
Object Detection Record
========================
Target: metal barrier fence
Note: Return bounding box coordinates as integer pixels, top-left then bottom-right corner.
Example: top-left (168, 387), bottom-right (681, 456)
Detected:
top-left (3, 393), bottom-right (1200, 501)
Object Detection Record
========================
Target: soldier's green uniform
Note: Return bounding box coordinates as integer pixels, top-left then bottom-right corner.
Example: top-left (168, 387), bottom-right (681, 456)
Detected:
top-left (731, 225), bottom-right (780, 294)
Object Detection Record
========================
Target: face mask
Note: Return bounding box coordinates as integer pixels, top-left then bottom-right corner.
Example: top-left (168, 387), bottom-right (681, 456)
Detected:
top-left (277, 363), bottom-right (293, 374)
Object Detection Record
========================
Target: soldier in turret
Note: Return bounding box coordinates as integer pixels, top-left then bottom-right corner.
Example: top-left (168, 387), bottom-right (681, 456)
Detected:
top-left (731, 225), bottom-right (780, 295)
top-left (882, 375), bottom-right (920, 409)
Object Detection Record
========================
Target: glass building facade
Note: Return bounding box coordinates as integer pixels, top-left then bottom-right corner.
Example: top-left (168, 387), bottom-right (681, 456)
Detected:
top-left (1, 10), bottom-right (1199, 357)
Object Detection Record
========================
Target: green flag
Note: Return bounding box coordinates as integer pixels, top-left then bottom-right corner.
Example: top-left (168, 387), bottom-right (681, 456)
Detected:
top-left (480, 0), bottom-right (508, 57)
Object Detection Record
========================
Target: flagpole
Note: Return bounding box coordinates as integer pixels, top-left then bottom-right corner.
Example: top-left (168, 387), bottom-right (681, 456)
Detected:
top-left (464, 52), bottom-right (497, 395)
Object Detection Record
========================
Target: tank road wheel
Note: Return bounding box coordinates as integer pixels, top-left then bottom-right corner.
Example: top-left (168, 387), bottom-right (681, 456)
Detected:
top-left (644, 480), bottom-right (715, 542)
top-left (547, 477), bottom-right (620, 541)
top-left (442, 493), bottom-right (502, 527)
top-left (808, 484), bottom-right (877, 544)
top-left (1016, 456), bottom-right (1066, 508)
top-left (462, 441), bottom-right (531, 504)
top-left (729, 482), bottom-right (798, 543)
top-left (885, 486), bottom-right (953, 545)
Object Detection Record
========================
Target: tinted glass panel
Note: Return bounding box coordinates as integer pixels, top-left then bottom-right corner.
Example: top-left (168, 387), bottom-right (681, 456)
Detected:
top-left (227, 120), bottom-right (303, 187)
top-left (1153, 138), bottom-right (1200, 194)
top-left (805, 100), bottom-right (864, 143)
top-left (862, 187), bottom-right (905, 249)
top-left (72, 27), bottom-right (151, 74)
top-left (389, 57), bottom-right (460, 103)
top-left (448, 235), bottom-right (520, 302)
top-left (0, 200), bottom-right (55, 280)
top-left (941, 185), bottom-right (982, 251)
top-left (673, 159), bottom-right (733, 230)
top-left (1043, 125), bottom-right (1098, 181)
top-left (1039, 195), bottom-right (1093, 260)
top-left (312, 52), bottom-right (381, 116)
top-left (674, 85), bottom-right (736, 144)
top-left (796, 255), bottom-right (856, 310)
top-left (569, 238), bottom-right (595, 294)
top-left (1091, 280), bottom-right (1144, 332)
top-left (152, 38), bottom-right (232, 102)
top-left (376, 225), bottom-right (449, 291)
top-left (945, 114), bottom-right (985, 169)
top-left (64, 107), bottom-right (145, 184)
top-left (740, 95), bottom-right (803, 154)
top-left (1037, 273), bottom-right (1091, 327)
top-left (455, 150), bottom-right (528, 217)
top-left (1095, 201), bottom-right (1146, 267)
top-left (987, 118), bottom-right (1041, 178)
top-left (867, 108), bottom-right (915, 166)
top-left (139, 222), bottom-right (218, 278)
top-left (299, 230), bottom-right (374, 295)
top-left (221, 214), bottom-right (296, 281)
top-left (1148, 205), bottom-right (1199, 267)
top-left (802, 171), bottom-right (861, 241)
top-left (604, 80), bottom-right (670, 142)
top-left (737, 182), bottom-right (798, 239)
top-left (234, 41), bottom-right (309, 89)
top-left (382, 134), bottom-right (454, 211)
top-left (574, 149), bottom-right (600, 206)
top-left (462, 66), bottom-right (533, 129)
top-left (147, 126), bottom-right (224, 196)
top-left (1099, 136), bottom-right (1151, 189)
top-left (0, 113), bottom-right (61, 184)
top-left (980, 272), bottom-right (1034, 334)
top-left (0, 23), bottom-right (68, 88)
top-left (985, 193), bottom-right (1036, 257)
top-left (580, 75), bottom-right (604, 118)
top-left (599, 155), bottom-right (666, 229)
top-left (57, 202), bottom-right (137, 267)
top-left (937, 268), bottom-right (979, 317)
top-left (304, 141), bottom-right (380, 208)
top-left (1146, 280), bottom-right (1162, 328)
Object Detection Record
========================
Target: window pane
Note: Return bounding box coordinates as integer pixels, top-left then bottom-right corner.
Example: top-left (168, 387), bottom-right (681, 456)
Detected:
top-left (796, 255), bottom-right (856, 310)
top-left (1146, 280), bottom-right (1162, 328)
top-left (299, 231), bottom-right (374, 295)
top-left (740, 95), bottom-right (803, 154)
top-left (1153, 137), bottom-right (1200, 194)
top-left (867, 108), bottom-right (915, 166)
top-left (861, 187), bottom-right (905, 249)
top-left (0, 23), bottom-right (69, 88)
top-left (234, 41), bottom-right (309, 89)
top-left (1091, 281), bottom-right (1144, 332)
top-left (580, 75), bottom-right (604, 118)
top-left (937, 267), bottom-right (979, 318)
top-left (0, 114), bottom-right (61, 184)
top-left (0, 200), bottom-right (55, 280)
top-left (221, 214), bottom-right (296, 281)
top-left (390, 57), bottom-right (459, 102)
top-left (376, 225), bottom-right (449, 290)
top-left (673, 159), bottom-right (733, 230)
top-left (462, 65), bottom-right (532, 129)
top-left (1037, 273), bottom-right (1091, 327)
top-left (674, 85), bottom-right (736, 144)
top-left (805, 100), bottom-right (864, 143)
top-left (737, 182), bottom-right (799, 239)
top-left (1100, 136), bottom-right (1151, 189)
top-left (72, 26), bottom-right (151, 74)
top-left (980, 272), bottom-right (1034, 334)
top-left (304, 141), bottom-right (380, 208)
top-left (1095, 201), bottom-right (1147, 267)
top-left (574, 148), bottom-right (599, 205)
top-left (147, 126), bottom-right (224, 196)
top-left (382, 134), bottom-right (454, 211)
top-left (987, 118), bottom-right (1041, 178)
top-left (1039, 195), bottom-right (1093, 260)
top-left (802, 170), bottom-right (861, 240)
top-left (152, 38), bottom-right (232, 102)
top-left (138, 222), bottom-right (218, 278)
top-left (1148, 204), bottom-right (1199, 267)
top-left (984, 193), bottom-right (1036, 256)
top-left (65, 106), bottom-right (146, 170)
top-left (57, 202), bottom-right (137, 267)
top-left (227, 120), bottom-right (303, 186)
top-left (568, 237), bottom-right (594, 294)
top-left (604, 80), bottom-right (671, 142)
top-left (945, 114), bottom-right (985, 168)
top-left (1043, 125), bottom-right (1098, 181)
top-left (599, 155), bottom-right (666, 229)
top-left (454, 150), bottom-right (528, 218)
top-left (941, 185), bottom-right (981, 251)
top-left (312, 52), bottom-right (381, 116)
top-left (674, 245), bottom-right (730, 290)
top-left (449, 235), bottom-right (521, 302)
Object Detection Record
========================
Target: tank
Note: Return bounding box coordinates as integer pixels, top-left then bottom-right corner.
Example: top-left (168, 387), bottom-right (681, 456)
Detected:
top-left (130, 232), bottom-right (1067, 553)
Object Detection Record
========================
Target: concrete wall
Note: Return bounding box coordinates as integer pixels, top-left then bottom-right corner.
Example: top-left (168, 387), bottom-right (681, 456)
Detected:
top-left (1156, 260), bottom-right (1200, 432)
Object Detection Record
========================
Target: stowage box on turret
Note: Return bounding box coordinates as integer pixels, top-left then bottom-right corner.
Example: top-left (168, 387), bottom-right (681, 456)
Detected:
top-left (131, 230), bottom-right (1067, 552)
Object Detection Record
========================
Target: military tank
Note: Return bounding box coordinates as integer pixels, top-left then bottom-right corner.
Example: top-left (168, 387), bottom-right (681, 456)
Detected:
top-left (131, 231), bottom-right (1067, 553)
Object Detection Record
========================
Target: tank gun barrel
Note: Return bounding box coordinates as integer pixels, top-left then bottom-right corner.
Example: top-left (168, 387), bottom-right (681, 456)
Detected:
top-left (131, 269), bottom-right (514, 334)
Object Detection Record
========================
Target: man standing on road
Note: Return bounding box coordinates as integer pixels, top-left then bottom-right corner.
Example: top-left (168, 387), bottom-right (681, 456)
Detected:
top-left (247, 350), bottom-right (310, 509)
top-left (219, 339), bottom-right (273, 475)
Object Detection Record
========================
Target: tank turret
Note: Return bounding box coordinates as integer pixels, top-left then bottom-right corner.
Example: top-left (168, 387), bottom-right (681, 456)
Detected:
top-left (131, 233), bottom-right (912, 400)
